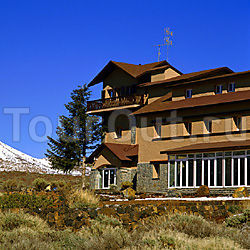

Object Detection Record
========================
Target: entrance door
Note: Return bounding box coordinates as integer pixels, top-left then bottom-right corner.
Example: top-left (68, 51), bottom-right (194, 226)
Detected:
top-left (103, 170), bottom-right (109, 188)
top-left (102, 168), bottom-right (117, 189)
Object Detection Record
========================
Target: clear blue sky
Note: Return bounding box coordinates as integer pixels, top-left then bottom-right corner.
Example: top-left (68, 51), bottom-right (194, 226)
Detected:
top-left (0, 0), bottom-right (249, 158)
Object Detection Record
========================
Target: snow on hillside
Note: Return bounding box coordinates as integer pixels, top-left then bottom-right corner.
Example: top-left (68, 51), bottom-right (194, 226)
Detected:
top-left (0, 141), bottom-right (82, 176)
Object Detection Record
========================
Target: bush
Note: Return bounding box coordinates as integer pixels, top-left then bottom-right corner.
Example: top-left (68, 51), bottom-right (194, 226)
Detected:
top-left (0, 211), bottom-right (49, 231)
top-left (68, 189), bottom-right (99, 209)
top-left (228, 205), bottom-right (242, 214)
top-left (32, 178), bottom-right (49, 191)
top-left (0, 193), bottom-right (54, 211)
top-left (226, 209), bottom-right (249, 228)
top-left (2, 180), bottom-right (24, 192)
top-left (167, 214), bottom-right (218, 238)
top-left (120, 181), bottom-right (133, 190)
top-left (50, 180), bottom-right (67, 190)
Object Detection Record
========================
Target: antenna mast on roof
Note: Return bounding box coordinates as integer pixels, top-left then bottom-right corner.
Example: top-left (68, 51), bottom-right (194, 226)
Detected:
top-left (154, 27), bottom-right (173, 62)
top-left (164, 27), bottom-right (173, 61)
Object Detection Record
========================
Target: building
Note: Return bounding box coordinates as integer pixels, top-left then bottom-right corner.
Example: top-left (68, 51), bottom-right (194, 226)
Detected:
top-left (86, 60), bottom-right (250, 194)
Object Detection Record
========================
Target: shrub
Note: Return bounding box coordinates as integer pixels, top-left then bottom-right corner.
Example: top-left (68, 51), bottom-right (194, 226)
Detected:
top-left (226, 209), bottom-right (249, 228)
top-left (120, 181), bottom-right (133, 190)
top-left (68, 189), bottom-right (99, 209)
top-left (109, 184), bottom-right (118, 191)
top-left (95, 214), bottom-right (122, 227)
top-left (2, 180), bottom-right (24, 192)
top-left (168, 214), bottom-right (218, 238)
top-left (0, 193), bottom-right (54, 211)
top-left (50, 180), bottom-right (67, 190)
top-left (228, 205), bottom-right (242, 214)
top-left (79, 217), bottom-right (131, 249)
top-left (32, 178), bottom-right (49, 191)
top-left (0, 211), bottom-right (49, 231)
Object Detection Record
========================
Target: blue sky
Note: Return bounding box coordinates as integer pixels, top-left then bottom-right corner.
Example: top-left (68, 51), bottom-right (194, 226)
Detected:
top-left (0, 0), bottom-right (249, 158)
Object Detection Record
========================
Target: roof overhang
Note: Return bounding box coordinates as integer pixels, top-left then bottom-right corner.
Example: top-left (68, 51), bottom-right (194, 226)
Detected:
top-left (161, 139), bottom-right (250, 155)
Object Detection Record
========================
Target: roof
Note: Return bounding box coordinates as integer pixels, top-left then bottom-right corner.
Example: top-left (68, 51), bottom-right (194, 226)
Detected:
top-left (86, 143), bottom-right (138, 163)
top-left (138, 67), bottom-right (234, 88)
top-left (161, 139), bottom-right (250, 155)
top-left (133, 89), bottom-right (250, 115)
top-left (88, 60), bottom-right (177, 86)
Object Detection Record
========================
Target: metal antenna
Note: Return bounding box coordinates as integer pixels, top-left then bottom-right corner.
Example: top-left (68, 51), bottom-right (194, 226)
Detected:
top-left (153, 44), bottom-right (165, 62)
top-left (164, 27), bottom-right (173, 61)
top-left (154, 27), bottom-right (173, 62)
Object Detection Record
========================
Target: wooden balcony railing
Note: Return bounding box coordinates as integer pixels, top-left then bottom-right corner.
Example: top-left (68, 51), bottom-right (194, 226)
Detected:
top-left (87, 95), bottom-right (144, 112)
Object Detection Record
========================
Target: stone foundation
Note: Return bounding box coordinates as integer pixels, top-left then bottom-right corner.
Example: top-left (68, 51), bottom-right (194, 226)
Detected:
top-left (99, 199), bottom-right (250, 225)
top-left (136, 163), bottom-right (168, 193)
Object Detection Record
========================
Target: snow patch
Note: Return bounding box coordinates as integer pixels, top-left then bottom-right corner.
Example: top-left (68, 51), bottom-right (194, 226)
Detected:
top-left (0, 141), bottom-right (82, 176)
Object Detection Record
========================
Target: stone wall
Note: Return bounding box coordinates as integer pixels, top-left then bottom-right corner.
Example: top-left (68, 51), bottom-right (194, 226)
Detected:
top-left (99, 199), bottom-right (250, 227)
top-left (90, 170), bottom-right (101, 189)
top-left (136, 163), bottom-right (168, 193)
top-left (117, 168), bottom-right (137, 189)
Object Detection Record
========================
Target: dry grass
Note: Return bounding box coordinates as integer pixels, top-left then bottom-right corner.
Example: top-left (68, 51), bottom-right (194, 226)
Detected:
top-left (68, 189), bottom-right (99, 209)
top-left (0, 171), bottom-right (82, 192)
top-left (0, 211), bottom-right (248, 249)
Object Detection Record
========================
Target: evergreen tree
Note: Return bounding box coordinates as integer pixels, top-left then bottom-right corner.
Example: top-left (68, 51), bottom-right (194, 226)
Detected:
top-left (46, 84), bottom-right (102, 173)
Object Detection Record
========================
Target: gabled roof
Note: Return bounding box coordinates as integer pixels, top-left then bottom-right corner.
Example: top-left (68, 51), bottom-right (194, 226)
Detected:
top-left (138, 67), bottom-right (234, 88)
top-left (88, 60), bottom-right (176, 86)
top-left (86, 143), bottom-right (138, 163)
top-left (133, 89), bottom-right (250, 115)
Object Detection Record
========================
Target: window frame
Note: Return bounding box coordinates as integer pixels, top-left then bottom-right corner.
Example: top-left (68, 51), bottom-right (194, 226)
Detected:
top-left (115, 127), bottom-right (122, 139)
top-left (186, 89), bottom-right (193, 99)
top-left (185, 122), bottom-right (192, 135)
top-left (234, 116), bottom-right (242, 131)
top-left (215, 84), bottom-right (223, 94)
top-left (228, 82), bottom-right (235, 92)
top-left (168, 151), bottom-right (249, 189)
top-left (152, 163), bottom-right (160, 179)
top-left (154, 122), bottom-right (162, 138)
top-left (204, 119), bottom-right (212, 133)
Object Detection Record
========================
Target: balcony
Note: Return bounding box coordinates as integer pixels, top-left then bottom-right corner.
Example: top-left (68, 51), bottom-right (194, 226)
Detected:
top-left (87, 95), bottom-right (145, 112)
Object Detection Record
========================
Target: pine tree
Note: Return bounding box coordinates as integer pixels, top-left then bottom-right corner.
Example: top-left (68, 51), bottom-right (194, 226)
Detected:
top-left (46, 84), bottom-right (102, 173)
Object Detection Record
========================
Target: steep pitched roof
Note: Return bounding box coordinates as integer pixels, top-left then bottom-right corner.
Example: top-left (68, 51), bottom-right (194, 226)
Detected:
top-left (86, 143), bottom-right (138, 163)
top-left (133, 90), bottom-right (250, 115)
top-left (88, 60), bottom-right (172, 86)
top-left (138, 67), bottom-right (234, 88)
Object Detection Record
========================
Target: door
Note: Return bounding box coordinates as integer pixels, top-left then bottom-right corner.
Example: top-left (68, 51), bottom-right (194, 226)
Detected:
top-left (102, 168), bottom-right (117, 189)
top-left (103, 170), bottom-right (109, 188)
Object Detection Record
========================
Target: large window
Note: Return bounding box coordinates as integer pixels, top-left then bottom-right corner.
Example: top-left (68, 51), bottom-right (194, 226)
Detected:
top-left (168, 151), bottom-right (249, 188)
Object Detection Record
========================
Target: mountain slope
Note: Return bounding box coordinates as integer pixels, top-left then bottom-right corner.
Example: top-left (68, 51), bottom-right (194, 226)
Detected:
top-left (0, 141), bottom-right (82, 176)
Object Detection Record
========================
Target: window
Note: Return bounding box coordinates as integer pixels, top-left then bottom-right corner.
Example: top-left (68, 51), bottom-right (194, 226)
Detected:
top-left (154, 123), bottom-right (162, 138)
top-left (228, 82), bottom-right (235, 92)
top-left (186, 89), bottom-right (192, 99)
top-left (152, 164), bottom-right (160, 179)
top-left (185, 122), bottom-right (192, 135)
top-left (216, 85), bottom-right (223, 94)
top-left (234, 116), bottom-right (242, 131)
top-left (101, 90), bottom-right (106, 100)
top-left (115, 127), bottom-right (122, 138)
top-left (108, 89), bottom-right (116, 98)
top-left (168, 151), bottom-right (249, 188)
top-left (205, 120), bottom-right (212, 133)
